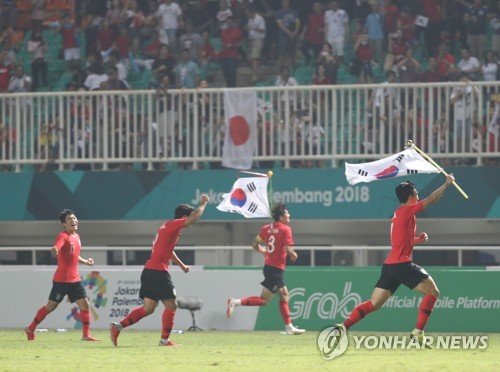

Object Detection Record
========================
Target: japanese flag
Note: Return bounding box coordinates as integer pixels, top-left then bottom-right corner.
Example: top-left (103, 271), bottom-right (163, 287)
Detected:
top-left (222, 90), bottom-right (258, 170)
top-left (345, 148), bottom-right (439, 185)
top-left (217, 177), bottom-right (271, 218)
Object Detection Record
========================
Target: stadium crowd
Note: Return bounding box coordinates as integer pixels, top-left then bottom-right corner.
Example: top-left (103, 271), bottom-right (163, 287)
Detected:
top-left (0, 0), bottom-right (499, 172)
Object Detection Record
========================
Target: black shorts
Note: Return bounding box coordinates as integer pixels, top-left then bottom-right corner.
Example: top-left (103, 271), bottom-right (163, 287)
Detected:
top-left (375, 262), bottom-right (430, 293)
top-left (139, 269), bottom-right (176, 301)
top-left (261, 265), bottom-right (285, 293)
top-left (49, 281), bottom-right (87, 303)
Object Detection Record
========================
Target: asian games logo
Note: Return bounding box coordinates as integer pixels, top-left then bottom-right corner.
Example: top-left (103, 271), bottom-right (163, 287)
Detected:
top-left (66, 271), bottom-right (108, 329)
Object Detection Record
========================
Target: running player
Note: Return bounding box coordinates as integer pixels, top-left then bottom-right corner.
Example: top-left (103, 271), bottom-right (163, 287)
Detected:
top-left (226, 203), bottom-right (305, 335)
top-left (24, 209), bottom-right (98, 341)
top-left (337, 174), bottom-right (455, 347)
top-left (110, 194), bottom-right (210, 346)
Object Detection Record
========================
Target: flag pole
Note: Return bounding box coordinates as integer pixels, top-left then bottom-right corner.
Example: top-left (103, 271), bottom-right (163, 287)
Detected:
top-left (267, 170), bottom-right (274, 217)
top-left (406, 140), bottom-right (469, 199)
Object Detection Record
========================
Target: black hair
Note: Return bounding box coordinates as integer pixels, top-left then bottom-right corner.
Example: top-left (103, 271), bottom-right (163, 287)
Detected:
top-left (395, 181), bottom-right (416, 203)
top-left (175, 204), bottom-right (195, 219)
top-left (272, 203), bottom-right (288, 222)
top-left (59, 209), bottom-right (75, 223)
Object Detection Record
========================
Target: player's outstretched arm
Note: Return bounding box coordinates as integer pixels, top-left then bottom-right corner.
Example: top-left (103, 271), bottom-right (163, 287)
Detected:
top-left (50, 246), bottom-right (59, 257)
top-left (252, 236), bottom-right (267, 256)
top-left (78, 256), bottom-right (94, 266)
top-left (285, 246), bottom-right (298, 263)
top-left (422, 174), bottom-right (455, 209)
top-left (414, 232), bottom-right (429, 245)
top-left (185, 194), bottom-right (210, 227)
top-left (171, 251), bottom-right (189, 273)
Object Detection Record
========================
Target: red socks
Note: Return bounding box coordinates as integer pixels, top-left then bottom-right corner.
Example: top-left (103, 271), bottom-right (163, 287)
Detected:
top-left (343, 301), bottom-right (375, 329)
top-left (80, 309), bottom-right (91, 337)
top-left (416, 295), bottom-right (437, 330)
top-left (161, 310), bottom-right (175, 340)
top-left (28, 306), bottom-right (49, 331)
top-left (279, 301), bottom-right (291, 325)
top-left (120, 307), bottom-right (147, 328)
top-left (241, 297), bottom-right (266, 306)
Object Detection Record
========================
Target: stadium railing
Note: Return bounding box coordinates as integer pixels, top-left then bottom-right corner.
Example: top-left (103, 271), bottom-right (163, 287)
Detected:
top-left (0, 81), bottom-right (499, 171)
top-left (1, 245), bottom-right (499, 267)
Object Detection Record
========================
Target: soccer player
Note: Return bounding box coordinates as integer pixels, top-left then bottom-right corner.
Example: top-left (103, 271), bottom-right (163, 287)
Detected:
top-left (226, 203), bottom-right (305, 335)
top-left (24, 209), bottom-right (98, 341)
top-left (110, 194), bottom-right (210, 346)
top-left (338, 174), bottom-right (456, 347)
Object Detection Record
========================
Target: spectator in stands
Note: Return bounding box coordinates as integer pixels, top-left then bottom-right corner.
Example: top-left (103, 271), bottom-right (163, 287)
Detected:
top-left (27, 30), bottom-right (48, 91)
top-left (126, 0), bottom-right (147, 39)
top-left (420, 57), bottom-right (442, 83)
top-left (395, 49), bottom-right (421, 83)
top-left (353, 31), bottom-right (373, 84)
top-left (312, 64), bottom-right (332, 85)
top-left (156, 0), bottom-right (183, 52)
top-left (59, 13), bottom-right (80, 70)
top-left (492, 3), bottom-right (500, 55)
top-left (185, 0), bottom-right (213, 33)
top-left (174, 49), bottom-right (200, 88)
top-left (0, 52), bottom-right (10, 92)
top-left (275, 66), bottom-right (298, 104)
top-left (443, 0), bottom-right (467, 55)
top-left (97, 19), bottom-right (116, 59)
top-left (422, 0), bottom-right (445, 57)
top-left (299, 2), bottom-right (323, 66)
top-left (316, 43), bottom-right (338, 84)
top-left (128, 37), bottom-right (154, 72)
top-left (397, 8), bottom-right (416, 46)
top-left (83, 64), bottom-right (107, 91)
top-left (102, 66), bottom-right (128, 90)
top-left (179, 21), bottom-right (203, 62)
top-left (219, 17), bottom-right (244, 87)
top-left (114, 27), bottom-right (132, 61)
top-left (275, 0), bottom-right (300, 70)
top-left (464, 0), bottom-right (490, 61)
top-left (458, 48), bottom-right (481, 79)
top-left (199, 31), bottom-right (215, 78)
top-left (0, 2), bottom-right (18, 33)
top-left (324, 1), bottom-right (348, 65)
top-left (8, 66), bottom-right (31, 93)
top-left (481, 49), bottom-right (498, 81)
top-left (365, 3), bottom-right (384, 67)
top-left (436, 43), bottom-right (456, 80)
top-left (246, 6), bottom-right (266, 83)
top-left (107, 51), bottom-right (128, 86)
top-left (384, 30), bottom-right (409, 73)
top-left (107, 0), bottom-right (128, 28)
top-left (216, 0), bottom-right (233, 30)
top-left (152, 44), bottom-right (176, 84)
top-left (384, 0), bottom-right (400, 36)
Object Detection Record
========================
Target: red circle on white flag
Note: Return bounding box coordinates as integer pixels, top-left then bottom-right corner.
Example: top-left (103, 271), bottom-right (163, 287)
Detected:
top-left (229, 116), bottom-right (250, 145)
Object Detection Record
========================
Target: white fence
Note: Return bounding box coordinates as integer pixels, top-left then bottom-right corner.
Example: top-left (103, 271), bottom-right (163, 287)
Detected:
top-left (1, 245), bottom-right (499, 267)
top-left (0, 82), bottom-right (499, 171)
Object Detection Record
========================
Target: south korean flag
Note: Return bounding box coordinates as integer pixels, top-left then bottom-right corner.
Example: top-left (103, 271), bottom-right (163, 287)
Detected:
top-left (217, 177), bottom-right (271, 218)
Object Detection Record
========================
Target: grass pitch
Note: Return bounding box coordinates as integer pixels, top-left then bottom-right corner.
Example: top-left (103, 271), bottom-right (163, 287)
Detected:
top-left (0, 329), bottom-right (499, 371)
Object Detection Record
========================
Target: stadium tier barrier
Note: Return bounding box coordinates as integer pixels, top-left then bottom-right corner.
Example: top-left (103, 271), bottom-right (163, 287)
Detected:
top-left (0, 266), bottom-right (498, 332)
top-left (1, 245), bottom-right (500, 267)
top-left (0, 81), bottom-right (499, 171)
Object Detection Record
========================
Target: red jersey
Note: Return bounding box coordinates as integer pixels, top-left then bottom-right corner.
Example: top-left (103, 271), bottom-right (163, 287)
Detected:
top-left (144, 218), bottom-right (187, 271)
top-left (258, 222), bottom-right (294, 271)
top-left (385, 201), bottom-right (424, 264)
top-left (220, 27), bottom-right (244, 59)
top-left (61, 23), bottom-right (78, 49)
top-left (0, 64), bottom-right (10, 92)
top-left (305, 13), bottom-right (324, 45)
top-left (53, 231), bottom-right (82, 283)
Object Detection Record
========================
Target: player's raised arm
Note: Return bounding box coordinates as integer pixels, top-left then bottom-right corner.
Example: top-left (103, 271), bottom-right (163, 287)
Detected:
top-left (422, 174), bottom-right (455, 209)
top-left (171, 251), bottom-right (189, 273)
top-left (78, 256), bottom-right (94, 266)
top-left (285, 245), bottom-right (298, 263)
top-left (252, 235), bottom-right (267, 256)
top-left (185, 194), bottom-right (210, 227)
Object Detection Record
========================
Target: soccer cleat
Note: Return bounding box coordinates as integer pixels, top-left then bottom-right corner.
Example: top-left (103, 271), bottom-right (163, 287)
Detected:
top-left (285, 324), bottom-right (306, 335)
top-left (159, 339), bottom-right (181, 347)
top-left (24, 327), bottom-right (35, 341)
top-left (110, 322), bottom-right (122, 346)
top-left (81, 335), bottom-right (100, 341)
top-left (410, 329), bottom-right (432, 349)
top-left (226, 297), bottom-right (236, 318)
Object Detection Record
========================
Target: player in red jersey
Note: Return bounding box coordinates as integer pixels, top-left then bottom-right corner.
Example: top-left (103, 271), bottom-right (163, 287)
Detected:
top-left (337, 174), bottom-right (455, 347)
top-left (110, 194), bottom-right (210, 347)
top-left (226, 203), bottom-right (305, 335)
top-left (24, 209), bottom-right (98, 341)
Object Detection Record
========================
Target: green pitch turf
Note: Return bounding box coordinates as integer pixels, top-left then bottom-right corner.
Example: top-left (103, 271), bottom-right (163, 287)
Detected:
top-left (1, 330), bottom-right (499, 371)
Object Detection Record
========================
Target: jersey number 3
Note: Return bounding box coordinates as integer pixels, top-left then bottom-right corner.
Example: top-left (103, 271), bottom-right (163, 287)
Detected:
top-left (267, 235), bottom-right (275, 253)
